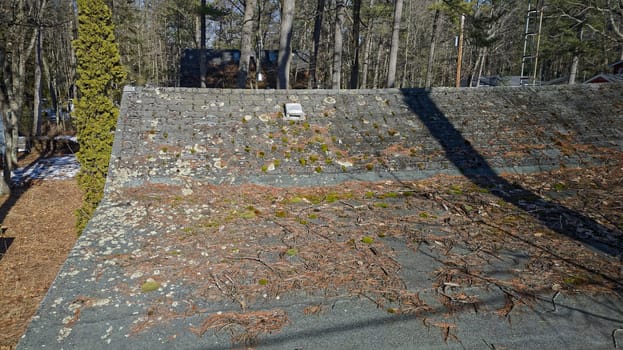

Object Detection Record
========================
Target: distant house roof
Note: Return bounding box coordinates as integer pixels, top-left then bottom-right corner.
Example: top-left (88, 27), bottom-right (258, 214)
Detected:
top-left (541, 75), bottom-right (569, 86)
top-left (609, 60), bottom-right (623, 74)
top-left (477, 76), bottom-right (524, 87)
top-left (584, 73), bottom-right (623, 84)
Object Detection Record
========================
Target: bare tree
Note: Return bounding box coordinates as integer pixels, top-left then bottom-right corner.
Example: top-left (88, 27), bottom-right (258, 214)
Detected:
top-left (310, 0), bottom-right (326, 88)
top-left (425, 6), bottom-right (440, 88)
top-left (33, 25), bottom-right (43, 136)
top-left (607, 0), bottom-right (623, 60)
top-left (278, 0), bottom-right (295, 89)
top-left (350, 0), bottom-right (362, 89)
top-left (0, 0), bottom-right (46, 194)
top-left (387, 0), bottom-right (403, 88)
top-left (238, 0), bottom-right (256, 88)
top-left (332, 0), bottom-right (346, 89)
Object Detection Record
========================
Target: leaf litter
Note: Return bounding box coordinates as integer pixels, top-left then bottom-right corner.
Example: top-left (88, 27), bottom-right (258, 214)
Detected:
top-left (108, 158), bottom-right (623, 346)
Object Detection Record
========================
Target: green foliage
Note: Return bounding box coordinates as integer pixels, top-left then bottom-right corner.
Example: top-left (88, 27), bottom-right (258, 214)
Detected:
top-left (431, 0), bottom-right (474, 27)
top-left (73, 0), bottom-right (126, 233)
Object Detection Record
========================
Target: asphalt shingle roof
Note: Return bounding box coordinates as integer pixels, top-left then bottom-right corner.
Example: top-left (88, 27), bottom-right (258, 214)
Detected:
top-left (17, 84), bottom-right (623, 349)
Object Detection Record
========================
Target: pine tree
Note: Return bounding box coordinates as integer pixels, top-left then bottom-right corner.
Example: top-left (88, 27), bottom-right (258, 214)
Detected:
top-left (73, 0), bottom-right (125, 233)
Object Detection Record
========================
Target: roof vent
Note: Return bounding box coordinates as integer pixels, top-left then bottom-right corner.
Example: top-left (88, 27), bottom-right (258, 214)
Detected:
top-left (284, 103), bottom-right (305, 121)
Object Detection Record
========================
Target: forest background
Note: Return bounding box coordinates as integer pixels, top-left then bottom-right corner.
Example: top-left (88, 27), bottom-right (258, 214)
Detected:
top-left (1, 0), bottom-right (623, 145)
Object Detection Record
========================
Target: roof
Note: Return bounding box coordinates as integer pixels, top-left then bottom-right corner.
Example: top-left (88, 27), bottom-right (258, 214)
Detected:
top-left (585, 73), bottom-right (623, 84)
top-left (17, 84), bottom-right (623, 349)
top-left (609, 60), bottom-right (623, 68)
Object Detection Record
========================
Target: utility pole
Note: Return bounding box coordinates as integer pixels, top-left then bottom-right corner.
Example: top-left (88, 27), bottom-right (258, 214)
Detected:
top-left (455, 12), bottom-right (465, 87)
top-left (520, 0), bottom-right (544, 86)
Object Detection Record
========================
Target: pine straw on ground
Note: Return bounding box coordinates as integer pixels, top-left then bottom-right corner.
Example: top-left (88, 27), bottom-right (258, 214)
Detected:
top-left (0, 153), bottom-right (81, 350)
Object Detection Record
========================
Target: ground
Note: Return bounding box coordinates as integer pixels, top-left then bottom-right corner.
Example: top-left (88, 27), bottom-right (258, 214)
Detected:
top-left (0, 152), bottom-right (81, 350)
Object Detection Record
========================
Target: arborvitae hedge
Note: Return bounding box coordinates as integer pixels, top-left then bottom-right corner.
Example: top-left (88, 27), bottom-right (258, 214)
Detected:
top-left (73, 0), bottom-right (126, 233)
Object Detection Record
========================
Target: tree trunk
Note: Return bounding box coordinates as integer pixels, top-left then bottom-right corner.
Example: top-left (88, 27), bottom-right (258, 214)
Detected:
top-left (33, 27), bottom-right (43, 137)
top-left (361, 0), bottom-right (376, 89)
top-left (332, 0), bottom-right (346, 89)
top-left (372, 39), bottom-right (384, 88)
top-left (200, 0), bottom-right (207, 87)
top-left (0, 96), bottom-right (11, 195)
top-left (387, 0), bottom-right (403, 88)
top-left (278, 0), bottom-right (295, 89)
top-left (3, 0), bottom-right (40, 170)
top-left (237, 0), bottom-right (256, 88)
top-left (425, 8), bottom-right (440, 89)
top-left (310, 0), bottom-right (326, 89)
top-left (569, 53), bottom-right (579, 84)
top-left (476, 47), bottom-right (487, 87)
top-left (349, 0), bottom-right (362, 89)
top-left (401, 0), bottom-right (413, 88)
top-left (569, 25), bottom-right (584, 84)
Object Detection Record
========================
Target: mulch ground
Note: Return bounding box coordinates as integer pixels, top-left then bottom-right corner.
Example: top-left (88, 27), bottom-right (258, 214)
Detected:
top-left (0, 153), bottom-right (81, 350)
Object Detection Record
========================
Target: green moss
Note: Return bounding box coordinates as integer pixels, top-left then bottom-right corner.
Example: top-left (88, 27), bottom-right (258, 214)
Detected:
top-left (239, 211), bottom-right (256, 219)
top-left (258, 278), bottom-right (269, 286)
top-left (141, 280), bottom-right (161, 293)
top-left (563, 275), bottom-right (588, 286)
top-left (287, 197), bottom-right (305, 204)
top-left (379, 192), bottom-right (399, 199)
top-left (325, 193), bottom-right (339, 203)
top-left (374, 202), bottom-right (389, 208)
top-left (314, 166), bottom-right (322, 173)
top-left (286, 248), bottom-right (298, 256)
top-left (275, 210), bottom-right (288, 218)
top-left (448, 185), bottom-right (463, 195)
top-left (361, 236), bottom-right (374, 244)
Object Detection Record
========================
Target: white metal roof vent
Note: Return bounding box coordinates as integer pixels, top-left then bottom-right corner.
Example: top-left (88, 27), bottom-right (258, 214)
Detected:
top-left (284, 103), bottom-right (305, 121)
